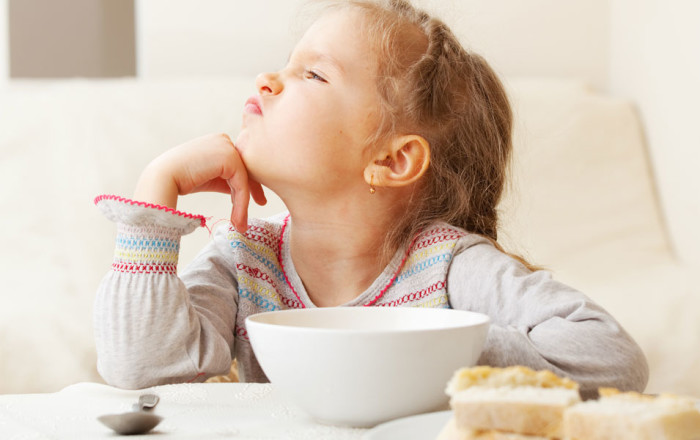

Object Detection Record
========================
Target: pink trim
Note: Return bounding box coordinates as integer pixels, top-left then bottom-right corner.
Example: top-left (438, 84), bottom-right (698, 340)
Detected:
top-left (413, 233), bottom-right (465, 251)
top-left (112, 262), bottom-right (178, 275)
top-left (235, 325), bottom-right (250, 341)
top-left (94, 194), bottom-right (207, 228)
top-left (187, 372), bottom-right (206, 383)
top-left (363, 232), bottom-right (421, 307)
top-left (279, 296), bottom-right (303, 309)
top-left (277, 214), bottom-right (421, 308)
top-left (376, 280), bottom-right (446, 307)
top-left (279, 215), bottom-right (306, 308)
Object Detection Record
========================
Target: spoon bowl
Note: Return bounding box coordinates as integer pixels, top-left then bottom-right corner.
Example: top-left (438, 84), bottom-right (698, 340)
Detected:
top-left (98, 412), bottom-right (163, 435)
top-left (98, 393), bottom-right (162, 435)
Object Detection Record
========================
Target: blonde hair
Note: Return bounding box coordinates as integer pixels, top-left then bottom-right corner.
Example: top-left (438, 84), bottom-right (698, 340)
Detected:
top-left (320, 0), bottom-right (536, 269)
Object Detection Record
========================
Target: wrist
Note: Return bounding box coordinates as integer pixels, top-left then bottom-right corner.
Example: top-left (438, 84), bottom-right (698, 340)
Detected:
top-left (134, 162), bottom-right (180, 209)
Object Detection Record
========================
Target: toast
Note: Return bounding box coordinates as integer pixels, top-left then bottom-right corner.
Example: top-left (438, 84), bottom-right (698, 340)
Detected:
top-left (444, 366), bottom-right (580, 439)
top-left (564, 388), bottom-right (700, 440)
top-left (437, 416), bottom-right (551, 439)
top-left (437, 366), bottom-right (700, 440)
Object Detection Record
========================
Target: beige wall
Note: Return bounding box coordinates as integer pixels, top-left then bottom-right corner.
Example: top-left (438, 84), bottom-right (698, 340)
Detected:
top-left (0, 0), bottom-right (614, 86)
top-left (426, 0), bottom-right (611, 90)
top-left (134, 0), bottom-right (304, 78)
top-left (609, 0), bottom-right (700, 266)
top-left (0, 0), bottom-right (7, 83)
top-left (135, 0), bottom-right (611, 89)
top-left (8, 0), bottom-right (134, 78)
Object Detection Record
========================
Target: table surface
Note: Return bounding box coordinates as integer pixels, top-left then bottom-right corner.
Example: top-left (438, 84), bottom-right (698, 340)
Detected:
top-left (0, 382), bottom-right (371, 439)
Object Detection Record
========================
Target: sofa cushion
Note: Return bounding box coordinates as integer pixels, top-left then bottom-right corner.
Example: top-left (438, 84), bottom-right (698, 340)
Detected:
top-left (500, 78), bottom-right (671, 283)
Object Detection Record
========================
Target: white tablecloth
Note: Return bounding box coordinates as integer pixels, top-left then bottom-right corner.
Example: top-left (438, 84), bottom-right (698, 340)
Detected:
top-left (0, 382), bottom-right (369, 439)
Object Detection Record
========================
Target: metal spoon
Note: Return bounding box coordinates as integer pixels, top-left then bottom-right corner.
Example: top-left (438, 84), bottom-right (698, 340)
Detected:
top-left (98, 394), bottom-right (163, 435)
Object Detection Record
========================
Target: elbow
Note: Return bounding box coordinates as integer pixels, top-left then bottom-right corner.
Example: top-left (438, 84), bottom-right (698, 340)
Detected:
top-left (95, 346), bottom-right (218, 389)
top-left (605, 326), bottom-right (650, 394)
top-left (95, 344), bottom-right (184, 389)
top-left (579, 337), bottom-right (650, 399)
top-left (619, 343), bottom-right (650, 393)
top-left (97, 358), bottom-right (163, 390)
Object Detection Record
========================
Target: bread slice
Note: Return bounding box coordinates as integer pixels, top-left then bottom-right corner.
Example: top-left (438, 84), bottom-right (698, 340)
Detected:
top-left (449, 385), bottom-right (580, 438)
top-left (446, 366), bottom-right (579, 395)
top-left (445, 366), bottom-right (581, 438)
top-left (436, 416), bottom-right (551, 440)
top-left (564, 388), bottom-right (700, 440)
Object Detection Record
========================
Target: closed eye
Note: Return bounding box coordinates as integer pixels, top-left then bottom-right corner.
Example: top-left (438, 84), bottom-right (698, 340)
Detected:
top-left (305, 70), bottom-right (328, 83)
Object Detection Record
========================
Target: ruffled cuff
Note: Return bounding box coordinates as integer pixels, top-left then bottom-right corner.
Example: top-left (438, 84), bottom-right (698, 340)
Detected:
top-left (94, 194), bottom-right (206, 233)
top-left (95, 195), bottom-right (208, 275)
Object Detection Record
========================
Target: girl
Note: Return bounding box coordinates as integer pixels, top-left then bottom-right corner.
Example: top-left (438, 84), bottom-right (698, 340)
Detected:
top-left (94, 0), bottom-right (648, 399)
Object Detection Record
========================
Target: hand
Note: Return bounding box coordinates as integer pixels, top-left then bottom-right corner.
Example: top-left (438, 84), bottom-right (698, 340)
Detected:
top-left (134, 133), bottom-right (267, 232)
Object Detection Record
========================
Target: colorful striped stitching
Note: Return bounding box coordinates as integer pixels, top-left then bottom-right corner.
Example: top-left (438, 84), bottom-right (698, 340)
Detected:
top-left (228, 225), bottom-right (278, 251)
top-left (414, 294), bottom-right (450, 308)
top-left (236, 263), bottom-right (278, 287)
top-left (116, 236), bottom-right (179, 251)
top-left (227, 237), bottom-right (279, 264)
top-left (229, 241), bottom-right (285, 281)
top-left (227, 216), bottom-right (463, 310)
top-left (403, 241), bottom-right (455, 267)
top-left (112, 224), bottom-right (181, 275)
top-left (364, 225), bottom-right (423, 306)
top-left (394, 253), bottom-right (453, 284)
top-left (376, 280), bottom-right (447, 307)
top-left (227, 222), bottom-right (305, 310)
top-left (238, 288), bottom-right (282, 312)
top-left (237, 273), bottom-right (281, 303)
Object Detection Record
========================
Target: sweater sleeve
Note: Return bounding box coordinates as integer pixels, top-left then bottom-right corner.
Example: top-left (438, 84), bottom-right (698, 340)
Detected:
top-left (93, 195), bottom-right (238, 389)
top-left (446, 239), bottom-right (649, 399)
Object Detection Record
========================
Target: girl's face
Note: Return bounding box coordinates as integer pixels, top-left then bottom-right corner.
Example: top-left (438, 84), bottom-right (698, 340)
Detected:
top-left (235, 9), bottom-right (381, 199)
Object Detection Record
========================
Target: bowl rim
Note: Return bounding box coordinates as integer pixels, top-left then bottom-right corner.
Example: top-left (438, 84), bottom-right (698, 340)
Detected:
top-left (245, 307), bottom-right (490, 335)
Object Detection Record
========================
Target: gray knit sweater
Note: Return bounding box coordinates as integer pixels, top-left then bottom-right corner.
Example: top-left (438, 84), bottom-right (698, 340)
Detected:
top-left (93, 195), bottom-right (649, 398)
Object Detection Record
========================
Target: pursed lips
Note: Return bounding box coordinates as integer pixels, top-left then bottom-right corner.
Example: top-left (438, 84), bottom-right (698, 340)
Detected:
top-left (244, 96), bottom-right (263, 115)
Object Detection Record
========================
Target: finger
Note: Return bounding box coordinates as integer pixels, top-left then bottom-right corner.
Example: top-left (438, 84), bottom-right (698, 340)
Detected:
top-left (192, 179), bottom-right (231, 194)
top-left (249, 178), bottom-right (267, 206)
top-left (227, 173), bottom-right (251, 233)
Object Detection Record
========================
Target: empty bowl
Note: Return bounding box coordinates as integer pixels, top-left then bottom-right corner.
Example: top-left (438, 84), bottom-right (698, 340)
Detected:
top-left (245, 307), bottom-right (489, 427)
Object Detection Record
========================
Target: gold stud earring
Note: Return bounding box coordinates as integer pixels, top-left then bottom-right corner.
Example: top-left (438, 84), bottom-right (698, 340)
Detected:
top-left (369, 175), bottom-right (376, 194)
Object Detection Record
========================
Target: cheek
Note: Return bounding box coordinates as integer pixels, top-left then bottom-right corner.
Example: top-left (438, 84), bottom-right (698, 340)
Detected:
top-left (270, 104), bottom-right (347, 150)
top-left (265, 90), bottom-right (377, 168)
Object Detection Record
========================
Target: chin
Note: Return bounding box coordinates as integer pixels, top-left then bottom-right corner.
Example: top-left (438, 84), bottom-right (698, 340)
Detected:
top-left (234, 131), bottom-right (249, 150)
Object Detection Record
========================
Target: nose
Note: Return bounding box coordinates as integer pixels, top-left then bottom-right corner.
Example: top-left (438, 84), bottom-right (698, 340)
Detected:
top-left (256, 72), bottom-right (283, 96)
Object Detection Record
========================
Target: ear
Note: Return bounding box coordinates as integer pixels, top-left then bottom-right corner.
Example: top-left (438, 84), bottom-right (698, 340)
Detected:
top-left (364, 135), bottom-right (431, 189)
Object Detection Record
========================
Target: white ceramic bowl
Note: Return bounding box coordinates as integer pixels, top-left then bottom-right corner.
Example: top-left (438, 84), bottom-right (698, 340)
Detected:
top-left (245, 307), bottom-right (490, 427)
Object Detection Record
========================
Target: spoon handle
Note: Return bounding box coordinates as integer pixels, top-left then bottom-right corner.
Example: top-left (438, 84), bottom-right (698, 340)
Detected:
top-left (132, 394), bottom-right (160, 412)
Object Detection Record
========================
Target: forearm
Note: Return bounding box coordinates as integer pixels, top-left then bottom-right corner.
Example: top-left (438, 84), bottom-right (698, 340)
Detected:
top-left (448, 240), bottom-right (649, 399)
top-left (94, 272), bottom-right (233, 389)
top-left (477, 310), bottom-right (649, 399)
top-left (94, 196), bottom-right (235, 389)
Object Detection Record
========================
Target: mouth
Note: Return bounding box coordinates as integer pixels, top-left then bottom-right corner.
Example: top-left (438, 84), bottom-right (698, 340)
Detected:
top-left (244, 95), bottom-right (263, 116)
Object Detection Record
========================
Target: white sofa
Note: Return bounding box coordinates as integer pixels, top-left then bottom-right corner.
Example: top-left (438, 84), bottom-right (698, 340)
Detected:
top-left (0, 77), bottom-right (698, 397)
